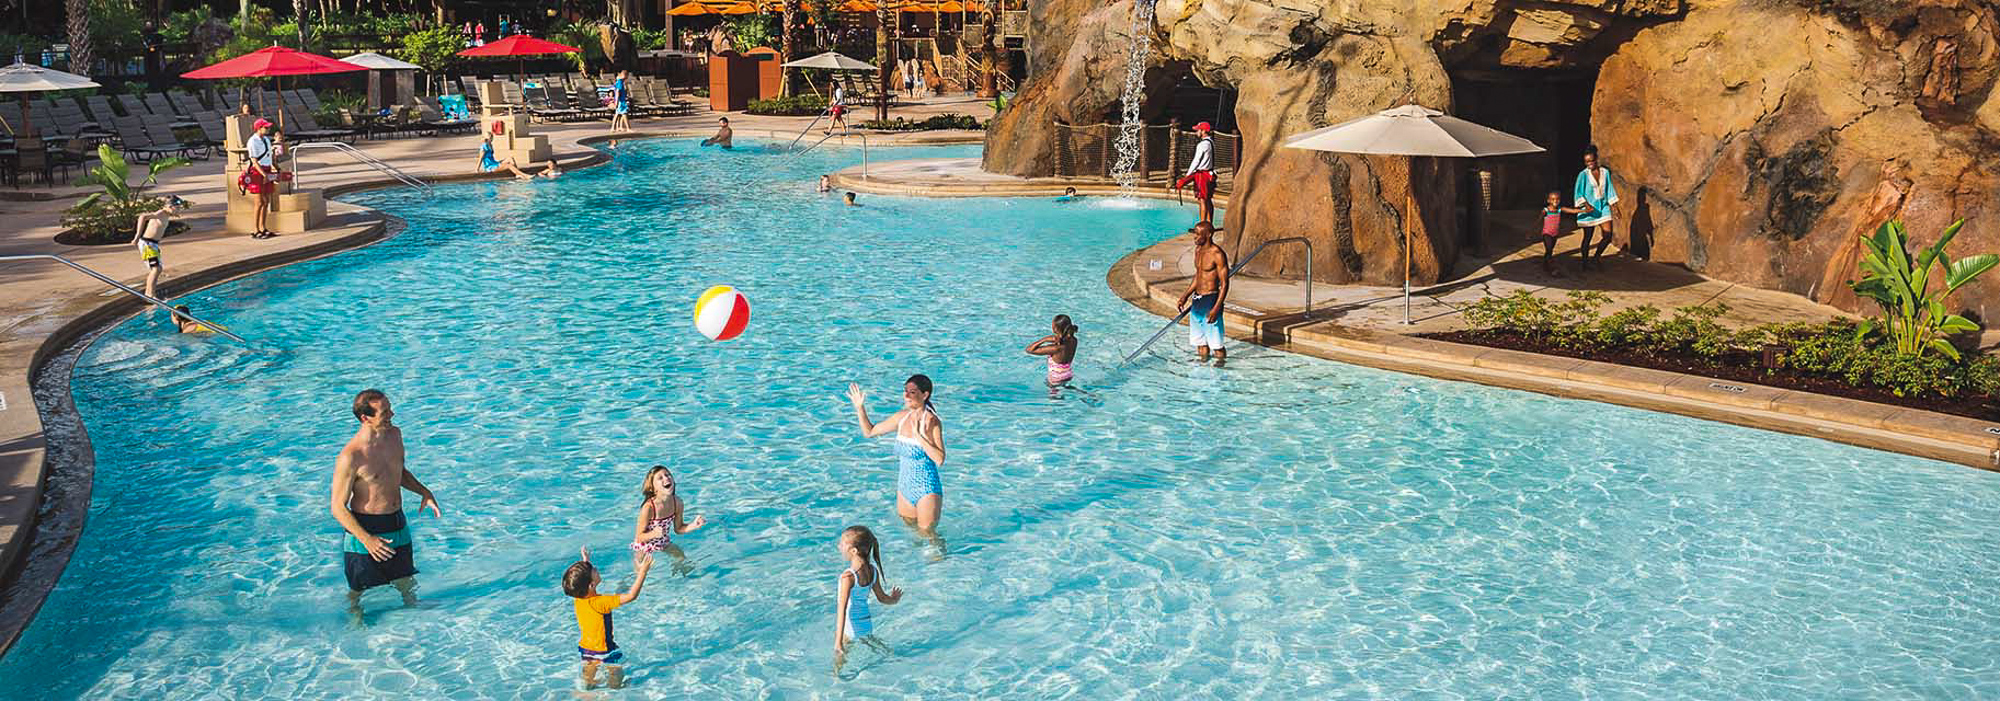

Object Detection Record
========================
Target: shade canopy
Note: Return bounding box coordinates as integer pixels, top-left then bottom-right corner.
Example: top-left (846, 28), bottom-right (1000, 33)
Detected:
top-left (0, 61), bottom-right (99, 93)
top-left (1282, 104), bottom-right (1544, 158)
top-left (340, 51), bottom-right (421, 70)
top-left (456, 35), bottom-right (581, 57)
top-left (665, 2), bottom-right (721, 15)
top-left (714, 2), bottom-right (761, 13)
top-left (182, 46), bottom-right (366, 79)
top-left (781, 51), bottom-right (877, 71)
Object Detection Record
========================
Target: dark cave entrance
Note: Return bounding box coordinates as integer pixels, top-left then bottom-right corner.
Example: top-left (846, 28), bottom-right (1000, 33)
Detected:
top-left (1450, 67), bottom-right (1598, 212)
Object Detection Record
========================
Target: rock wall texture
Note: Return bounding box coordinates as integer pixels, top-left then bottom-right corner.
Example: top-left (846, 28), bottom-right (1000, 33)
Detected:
top-left (985, 0), bottom-right (2000, 314)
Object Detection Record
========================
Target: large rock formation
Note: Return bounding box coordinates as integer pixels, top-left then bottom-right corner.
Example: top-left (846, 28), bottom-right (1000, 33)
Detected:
top-left (985, 0), bottom-right (2000, 315)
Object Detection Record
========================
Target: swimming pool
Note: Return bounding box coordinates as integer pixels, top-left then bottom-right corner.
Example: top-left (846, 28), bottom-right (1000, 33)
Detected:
top-left (6, 138), bottom-right (2000, 698)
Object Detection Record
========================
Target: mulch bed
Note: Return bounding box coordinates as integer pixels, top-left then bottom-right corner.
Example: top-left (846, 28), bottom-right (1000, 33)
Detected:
top-left (54, 221), bottom-right (190, 247)
top-left (1428, 330), bottom-right (2000, 421)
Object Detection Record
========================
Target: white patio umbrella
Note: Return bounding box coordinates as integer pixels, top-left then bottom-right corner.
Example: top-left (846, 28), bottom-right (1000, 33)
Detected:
top-left (342, 52), bottom-right (420, 111)
top-left (0, 61), bottom-right (100, 138)
top-left (782, 51), bottom-right (878, 99)
top-left (1283, 104), bottom-right (1544, 323)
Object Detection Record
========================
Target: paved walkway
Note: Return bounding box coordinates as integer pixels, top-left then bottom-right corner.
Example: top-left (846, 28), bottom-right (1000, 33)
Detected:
top-left (0, 95), bottom-right (991, 653)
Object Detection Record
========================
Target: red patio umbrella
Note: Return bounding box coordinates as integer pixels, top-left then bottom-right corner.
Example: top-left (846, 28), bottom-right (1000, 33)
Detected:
top-left (457, 35), bottom-right (583, 80)
top-left (181, 46), bottom-right (366, 128)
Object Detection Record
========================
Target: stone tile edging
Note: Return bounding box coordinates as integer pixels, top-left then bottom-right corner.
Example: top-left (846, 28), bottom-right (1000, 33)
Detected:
top-left (1107, 240), bottom-right (2000, 471)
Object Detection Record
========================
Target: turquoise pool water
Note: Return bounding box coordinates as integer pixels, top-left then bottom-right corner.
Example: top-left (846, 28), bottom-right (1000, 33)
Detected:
top-left (6, 138), bottom-right (2000, 699)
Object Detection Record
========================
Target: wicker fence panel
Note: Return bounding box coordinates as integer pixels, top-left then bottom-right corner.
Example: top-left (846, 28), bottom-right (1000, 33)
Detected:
top-left (1050, 122), bottom-right (1237, 193)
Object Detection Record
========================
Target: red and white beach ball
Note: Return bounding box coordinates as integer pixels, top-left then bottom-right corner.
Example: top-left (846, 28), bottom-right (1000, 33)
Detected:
top-left (694, 285), bottom-right (751, 341)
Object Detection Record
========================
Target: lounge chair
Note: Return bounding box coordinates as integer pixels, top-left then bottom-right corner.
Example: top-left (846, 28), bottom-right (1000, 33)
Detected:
top-left (416, 96), bottom-right (477, 133)
top-left (112, 116), bottom-right (196, 161)
top-left (569, 86), bottom-right (611, 120)
top-left (50, 97), bottom-right (100, 135)
top-left (84, 95), bottom-right (120, 123)
top-left (117, 94), bottom-right (152, 117)
top-left (141, 117), bottom-right (209, 160)
top-left (527, 85), bottom-right (581, 122)
top-left (169, 91), bottom-right (207, 117)
top-left (144, 93), bottom-right (179, 118)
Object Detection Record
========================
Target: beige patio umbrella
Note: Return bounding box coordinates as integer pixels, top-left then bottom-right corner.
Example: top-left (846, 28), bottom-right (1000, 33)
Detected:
top-left (0, 61), bottom-right (101, 138)
top-left (1283, 104), bottom-right (1544, 323)
top-left (781, 51), bottom-right (877, 98)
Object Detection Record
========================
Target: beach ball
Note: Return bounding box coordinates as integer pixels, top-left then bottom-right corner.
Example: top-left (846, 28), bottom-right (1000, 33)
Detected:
top-left (694, 285), bottom-right (751, 341)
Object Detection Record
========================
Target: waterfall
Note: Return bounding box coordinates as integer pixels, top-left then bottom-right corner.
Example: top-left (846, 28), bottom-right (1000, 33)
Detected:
top-left (1110, 0), bottom-right (1157, 199)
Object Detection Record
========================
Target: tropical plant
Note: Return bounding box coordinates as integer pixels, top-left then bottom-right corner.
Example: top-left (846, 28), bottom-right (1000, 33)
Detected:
top-left (1850, 219), bottom-right (1999, 360)
top-left (724, 14), bottom-right (776, 51)
top-left (397, 25), bottom-right (463, 72)
top-left (72, 144), bottom-right (190, 211)
top-left (61, 145), bottom-right (190, 243)
top-left (780, 0), bottom-right (799, 96)
top-left (548, 21), bottom-right (608, 72)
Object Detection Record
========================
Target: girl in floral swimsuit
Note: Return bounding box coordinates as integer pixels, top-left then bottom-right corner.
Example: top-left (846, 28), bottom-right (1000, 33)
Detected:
top-left (631, 466), bottom-right (707, 565)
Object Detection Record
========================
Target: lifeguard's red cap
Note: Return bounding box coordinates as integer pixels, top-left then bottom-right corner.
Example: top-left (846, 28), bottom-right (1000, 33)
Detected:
top-left (1193, 121), bottom-right (1212, 132)
top-left (252, 118), bottom-right (273, 130)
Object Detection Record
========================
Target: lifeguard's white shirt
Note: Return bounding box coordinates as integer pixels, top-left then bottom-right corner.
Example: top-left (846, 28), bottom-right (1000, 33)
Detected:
top-left (1185, 137), bottom-right (1213, 175)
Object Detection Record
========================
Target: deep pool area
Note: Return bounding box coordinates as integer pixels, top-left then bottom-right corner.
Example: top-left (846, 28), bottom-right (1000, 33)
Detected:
top-left (4, 138), bottom-right (2000, 699)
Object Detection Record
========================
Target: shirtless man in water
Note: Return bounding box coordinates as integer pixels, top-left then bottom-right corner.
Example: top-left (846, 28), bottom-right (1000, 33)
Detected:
top-left (1175, 222), bottom-right (1231, 365)
top-left (331, 389), bottom-right (441, 611)
top-left (702, 117), bottom-right (733, 148)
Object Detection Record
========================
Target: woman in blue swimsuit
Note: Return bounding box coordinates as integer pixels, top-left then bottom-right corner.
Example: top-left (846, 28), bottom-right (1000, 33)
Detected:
top-left (846, 374), bottom-right (946, 534)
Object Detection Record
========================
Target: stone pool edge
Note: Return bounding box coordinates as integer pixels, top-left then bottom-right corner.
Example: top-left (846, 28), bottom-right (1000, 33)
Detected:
top-left (1107, 234), bottom-right (2000, 471)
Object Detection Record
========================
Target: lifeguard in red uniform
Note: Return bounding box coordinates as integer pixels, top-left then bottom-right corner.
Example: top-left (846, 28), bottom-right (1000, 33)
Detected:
top-left (1174, 121), bottom-right (1217, 225)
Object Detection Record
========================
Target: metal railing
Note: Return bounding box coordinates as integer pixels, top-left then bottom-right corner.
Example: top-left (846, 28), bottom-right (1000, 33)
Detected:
top-left (1122, 237), bottom-right (1313, 365)
top-left (1052, 121), bottom-right (1237, 188)
top-left (790, 130), bottom-right (871, 180)
top-left (0, 254), bottom-right (246, 342)
top-left (288, 141), bottom-right (430, 190)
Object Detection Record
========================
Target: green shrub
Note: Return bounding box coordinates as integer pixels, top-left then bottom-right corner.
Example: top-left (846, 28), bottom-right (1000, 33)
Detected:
top-left (857, 113), bottom-right (985, 131)
top-left (61, 196), bottom-right (163, 244)
top-left (397, 25), bottom-right (464, 73)
top-left (747, 94), bottom-right (828, 116)
top-left (1590, 304), bottom-right (1661, 348)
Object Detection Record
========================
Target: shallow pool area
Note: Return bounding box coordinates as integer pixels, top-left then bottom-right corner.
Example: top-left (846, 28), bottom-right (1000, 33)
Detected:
top-left (5, 138), bottom-right (2000, 699)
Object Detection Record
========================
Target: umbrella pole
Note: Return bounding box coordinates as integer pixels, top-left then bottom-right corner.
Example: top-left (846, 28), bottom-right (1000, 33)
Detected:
top-left (1404, 183), bottom-right (1414, 325)
top-left (17, 94), bottom-right (29, 139)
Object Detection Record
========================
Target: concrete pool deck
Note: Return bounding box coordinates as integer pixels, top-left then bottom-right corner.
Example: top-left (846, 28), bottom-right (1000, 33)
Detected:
top-left (830, 157), bottom-right (2000, 471)
top-left (0, 98), bottom-right (991, 654)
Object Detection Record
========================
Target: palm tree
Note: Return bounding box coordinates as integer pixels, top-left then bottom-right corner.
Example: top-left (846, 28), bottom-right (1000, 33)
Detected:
top-left (873, 4), bottom-right (889, 120)
top-left (293, 0), bottom-right (309, 48)
top-left (781, 0), bottom-right (799, 96)
top-left (66, 0), bottom-right (92, 75)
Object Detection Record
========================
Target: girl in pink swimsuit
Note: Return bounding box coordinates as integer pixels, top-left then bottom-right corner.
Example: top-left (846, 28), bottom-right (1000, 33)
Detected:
top-left (1024, 314), bottom-right (1079, 387)
top-left (1537, 190), bottom-right (1587, 277)
top-left (631, 466), bottom-right (707, 565)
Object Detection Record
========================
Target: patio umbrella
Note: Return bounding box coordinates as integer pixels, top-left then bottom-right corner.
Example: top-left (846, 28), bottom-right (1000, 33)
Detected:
top-left (780, 51), bottom-right (877, 71)
top-left (457, 35), bottom-right (583, 80)
top-left (665, 2), bottom-right (723, 15)
top-left (1282, 104), bottom-right (1544, 323)
top-left (182, 46), bottom-right (367, 128)
top-left (0, 61), bottom-right (99, 138)
top-left (715, 2), bottom-right (762, 13)
top-left (339, 51), bottom-right (420, 70)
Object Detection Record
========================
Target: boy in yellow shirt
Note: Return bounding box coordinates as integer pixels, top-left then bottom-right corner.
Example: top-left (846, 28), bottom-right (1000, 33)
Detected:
top-left (563, 546), bottom-right (654, 689)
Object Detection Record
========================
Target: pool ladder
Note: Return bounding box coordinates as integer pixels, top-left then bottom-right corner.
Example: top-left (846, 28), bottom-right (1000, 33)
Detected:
top-left (0, 254), bottom-right (247, 342)
top-left (789, 130), bottom-right (871, 181)
top-left (1121, 237), bottom-right (1312, 365)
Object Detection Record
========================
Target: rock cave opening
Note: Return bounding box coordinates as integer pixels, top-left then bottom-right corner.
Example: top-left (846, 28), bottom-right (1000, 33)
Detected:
top-left (1450, 67), bottom-right (1598, 215)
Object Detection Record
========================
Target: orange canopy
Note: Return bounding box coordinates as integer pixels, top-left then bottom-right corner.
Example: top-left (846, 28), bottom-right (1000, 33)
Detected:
top-left (716, 1), bottom-right (761, 12)
top-left (664, 2), bottom-right (721, 15)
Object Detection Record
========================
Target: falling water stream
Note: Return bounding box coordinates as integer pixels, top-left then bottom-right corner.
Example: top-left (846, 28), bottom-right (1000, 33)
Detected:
top-left (1111, 0), bottom-right (1158, 198)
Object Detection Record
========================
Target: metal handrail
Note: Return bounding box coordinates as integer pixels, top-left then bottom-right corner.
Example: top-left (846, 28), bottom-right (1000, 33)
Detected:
top-left (288, 141), bottom-right (430, 190)
top-left (791, 131), bottom-right (870, 180)
top-left (1122, 236), bottom-right (1313, 365)
top-left (0, 254), bottom-right (247, 342)
top-left (788, 109), bottom-right (832, 151)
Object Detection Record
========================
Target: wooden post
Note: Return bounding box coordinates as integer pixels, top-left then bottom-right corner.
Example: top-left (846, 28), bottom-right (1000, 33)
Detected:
top-left (1138, 124), bottom-right (1149, 182)
top-left (1169, 121), bottom-right (1180, 183)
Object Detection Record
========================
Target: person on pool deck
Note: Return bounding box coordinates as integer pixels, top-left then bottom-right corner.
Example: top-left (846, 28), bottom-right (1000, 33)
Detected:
top-left (845, 375), bottom-right (946, 534)
top-left (1024, 314), bottom-right (1079, 386)
top-left (826, 85), bottom-right (849, 134)
top-left (243, 119), bottom-right (282, 239)
top-left (331, 389), bottom-right (442, 611)
top-left (1573, 145), bottom-right (1619, 270)
top-left (702, 117), bottom-right (733, 148)
top-left (565, 546), bottom-right (654, 690)
top-left (1173, 121), bottom-right (1218, 226)
top-left (479, 133), bottom-right (559, 180)
top-left (134, 195), bottom-right (188, 301)
top-left (1176, 221), bottom-right (1231, 365)
top-left (609, 70), bottom-right (633, 134)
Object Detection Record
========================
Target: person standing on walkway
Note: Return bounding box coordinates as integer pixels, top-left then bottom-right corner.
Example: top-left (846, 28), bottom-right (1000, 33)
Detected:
top-left (243, 119), bottom-right (283, 239)
top-left (609, 70), bottom-right (633, 134)
top-left (331, 389), bottom-right (442, 614)
top-left (826, 84), bottom-right (850, 134)
top-left (134, 195), bottom-right (188, 301)
top-left (1573, 145), bottom-right (1619, 270)
top-left (1176, 221), bottom-right (1231, 366)
top-left (1174, 122), bottom-right (1217, 226)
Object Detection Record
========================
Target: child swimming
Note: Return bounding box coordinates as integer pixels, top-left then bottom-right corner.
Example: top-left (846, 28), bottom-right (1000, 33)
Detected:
top-left (1023, 314), bottom-right (1079, 386)
top-left (564, 546), bottom-right (654, 690)
top-left (832, 525), bottom-right (903, 665)
top-left (630, 465), bottom-right (707, 565)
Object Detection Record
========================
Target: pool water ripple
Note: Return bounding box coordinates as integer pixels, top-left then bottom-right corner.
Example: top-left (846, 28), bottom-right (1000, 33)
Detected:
top-left (2, 139), bottom-right (1998, 699)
